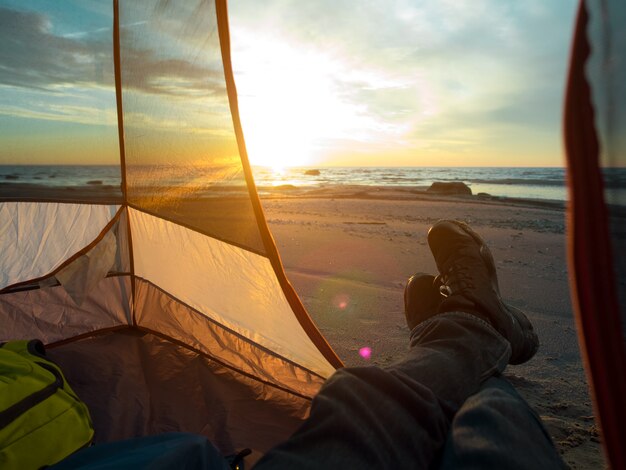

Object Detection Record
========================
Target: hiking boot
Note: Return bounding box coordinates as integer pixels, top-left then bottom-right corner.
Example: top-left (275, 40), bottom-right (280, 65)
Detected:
top-left (427, 220), bottom-right (539, 364)
top-left (404, 273), bottom-right (443, 331)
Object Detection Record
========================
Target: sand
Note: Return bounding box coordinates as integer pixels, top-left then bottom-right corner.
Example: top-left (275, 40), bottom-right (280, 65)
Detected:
top-left (260, 185), bottom-right (606, 469)
top-left (1, 181), bottom-right (606, 467)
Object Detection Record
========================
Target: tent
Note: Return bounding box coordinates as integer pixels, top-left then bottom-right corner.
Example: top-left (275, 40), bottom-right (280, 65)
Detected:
top-left (0, 0), bottom-right (342, 462)
top-left (1, 0), bottom-right (626, 467)
top-left (564, 1), bottom-right (626, 468)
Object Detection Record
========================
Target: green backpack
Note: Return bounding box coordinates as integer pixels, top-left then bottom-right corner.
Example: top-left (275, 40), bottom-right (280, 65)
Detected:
top-left (0, 340), bottom-right (94, 469)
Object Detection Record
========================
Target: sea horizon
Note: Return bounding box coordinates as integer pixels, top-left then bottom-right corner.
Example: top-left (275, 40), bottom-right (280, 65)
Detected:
top-left (1, 164), bottom-right (625, 203)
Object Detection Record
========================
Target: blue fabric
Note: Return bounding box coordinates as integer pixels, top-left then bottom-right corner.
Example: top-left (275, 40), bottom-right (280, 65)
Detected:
top-left (50, 432), bottom-right (230, 470)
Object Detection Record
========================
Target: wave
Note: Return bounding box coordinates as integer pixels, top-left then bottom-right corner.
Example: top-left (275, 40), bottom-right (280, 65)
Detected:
top-left (467, 178), bottom-right (565, 186)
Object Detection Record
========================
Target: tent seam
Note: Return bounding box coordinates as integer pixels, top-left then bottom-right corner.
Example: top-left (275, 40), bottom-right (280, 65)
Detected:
top-left (0, 198), bottom-right (122, 205)
top-left (112, 1), bottom-right (136, 326)
top-left (133, 276), bottom-right (327, 381)
top-left (46, 325), bottom-right (315, 401)
top-left (126, 204), bottom-right (266, 257)
top-left (0, 272), bottom-right (131, 295)
top-left (0, 206), bottom-right (124, 294)
top-left (136, 326), bottom-right (315, 401)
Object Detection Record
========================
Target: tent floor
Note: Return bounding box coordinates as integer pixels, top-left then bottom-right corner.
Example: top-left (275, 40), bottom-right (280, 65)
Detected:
top-left (48, 328), bottom-right (308, 462)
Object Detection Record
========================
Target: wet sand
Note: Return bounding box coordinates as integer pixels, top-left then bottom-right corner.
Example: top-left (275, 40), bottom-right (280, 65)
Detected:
top-left (260, 186), bottom-right (605, 469)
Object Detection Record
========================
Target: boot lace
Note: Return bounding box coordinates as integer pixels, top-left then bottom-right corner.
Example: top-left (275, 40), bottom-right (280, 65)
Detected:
top-left (439, 261), bottom-right (474, 297)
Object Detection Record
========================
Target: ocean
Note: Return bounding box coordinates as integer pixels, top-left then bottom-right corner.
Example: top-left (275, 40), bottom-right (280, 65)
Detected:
top-left (2, 165), bottom-right (626, 203)
top-left (254, 166), bottom-right (571, 201)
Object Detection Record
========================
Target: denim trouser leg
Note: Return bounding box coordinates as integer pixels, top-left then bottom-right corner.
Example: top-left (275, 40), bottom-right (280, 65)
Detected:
top-left (438, 376), bottom-right (567, 469)
top-left (253, 313), bottom-right (512, 469)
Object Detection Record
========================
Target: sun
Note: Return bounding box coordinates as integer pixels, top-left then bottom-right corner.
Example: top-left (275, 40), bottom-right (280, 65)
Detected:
top-left (232, 31), bottom-right (357, 171)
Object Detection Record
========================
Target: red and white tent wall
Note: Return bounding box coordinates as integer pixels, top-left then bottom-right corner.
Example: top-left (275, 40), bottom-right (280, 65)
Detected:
top-left (565, 1), bottom-right (626, 468)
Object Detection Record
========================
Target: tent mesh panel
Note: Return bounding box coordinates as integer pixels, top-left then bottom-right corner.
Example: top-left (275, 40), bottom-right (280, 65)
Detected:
top-left (0, 2), bottom-right (121, 201)
top-left (119, 0), bottom-right (265, 253)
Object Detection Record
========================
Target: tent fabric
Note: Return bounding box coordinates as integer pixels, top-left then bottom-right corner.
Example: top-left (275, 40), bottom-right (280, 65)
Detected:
top-left (2, 0), bottom-right (626, 465)
top-left (585, 0), bottom-right (626, 330)
top-left (119, 0), bottom-right (265, 253)
top-left (48, 330), bottom-right (309, 464)
top-left (564, 1), bottom-right (626, 468)
top-left (134, 279), bottom-right (325, 397)
top-left (0, 277), bottom-right (131, 343)
top-left (130, 208), bottom-right (335, 378)
top-left (0, 0), bottom-right (342, 459)
top-left (212, 0), bottom-right (344, 372)
top-left (0, 203), bottom-right (121, 289)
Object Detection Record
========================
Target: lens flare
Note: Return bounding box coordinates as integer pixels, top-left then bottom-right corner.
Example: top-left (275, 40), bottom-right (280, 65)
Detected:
top-left (333, 293), bottom-right (350, 311)
top-left (359, 346), bottom-right (372, 360)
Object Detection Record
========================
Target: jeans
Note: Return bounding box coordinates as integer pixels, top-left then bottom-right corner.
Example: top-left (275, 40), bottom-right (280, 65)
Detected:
top-left (439, 377), bottom-right (566, 469)
top-left (254, 312), bottom-right (567, 469)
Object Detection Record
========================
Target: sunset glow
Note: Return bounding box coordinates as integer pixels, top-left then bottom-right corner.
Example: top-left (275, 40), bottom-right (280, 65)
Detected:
top-left (230, 0), bottom-right (577, 168)
top-left (233, 33), bottom-right (383, 170)
top-left (0, 0), bottom-right (577, 168)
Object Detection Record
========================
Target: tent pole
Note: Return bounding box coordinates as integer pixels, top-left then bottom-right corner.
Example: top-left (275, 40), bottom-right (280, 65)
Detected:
top-left (214, 0), bottom-right (343, 370)
top-left (113, 0), bottom-right (136, 326)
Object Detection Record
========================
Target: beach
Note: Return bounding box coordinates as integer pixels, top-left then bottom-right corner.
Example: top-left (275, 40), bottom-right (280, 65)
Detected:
top-left (260, 185), bottom-right (605, 469)
top-left (0, 173), bottom-right (607, 468)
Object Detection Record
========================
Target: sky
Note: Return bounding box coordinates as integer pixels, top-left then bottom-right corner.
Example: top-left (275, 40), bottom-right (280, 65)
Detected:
top-left (0, 0), bottom-right (578, 168)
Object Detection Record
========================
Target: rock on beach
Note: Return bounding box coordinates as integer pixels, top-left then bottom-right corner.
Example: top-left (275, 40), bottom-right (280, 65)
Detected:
top-left (427, 181), bottom-right (472, 196)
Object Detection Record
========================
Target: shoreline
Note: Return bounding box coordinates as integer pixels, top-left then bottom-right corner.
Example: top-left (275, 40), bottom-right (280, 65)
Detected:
top-left (256, 184), bottom-right (567, 211)
top-left (0, 182), bottom-right (567, 212)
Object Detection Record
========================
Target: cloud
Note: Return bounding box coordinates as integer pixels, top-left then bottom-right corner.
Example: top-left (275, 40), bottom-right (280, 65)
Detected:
top-left (230, 0), bottom-right (576, 165)
top-left (0, 99), bottom-right (117, 126)
top-left (61, 26), bottom-right (111, 39)
top-left (0, 6), bottom-right (226, 98)
top-left (123, 110), bottom-right (234, 137)
top-left (119, 47), bottom-right (224, 98)
top-left (0, 7), bottom-right (112, 90)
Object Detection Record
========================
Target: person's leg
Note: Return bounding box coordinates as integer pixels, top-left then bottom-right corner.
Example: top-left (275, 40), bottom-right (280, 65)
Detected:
top-left (439, 376), bottom-right (567, 469)
top-left (253, 313), bottom-right (511, 470)
top-left (254, 220), bottom-right (539, 469)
